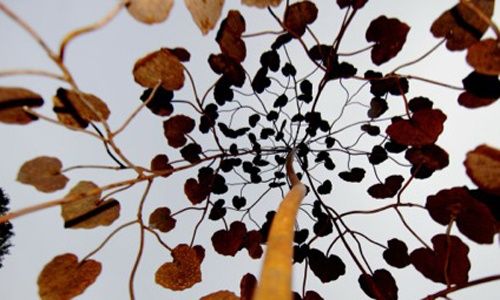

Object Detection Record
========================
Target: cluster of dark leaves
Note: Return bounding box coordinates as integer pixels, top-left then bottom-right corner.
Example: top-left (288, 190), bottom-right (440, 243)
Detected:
top-left (0, 188), bottom-right (13, 269)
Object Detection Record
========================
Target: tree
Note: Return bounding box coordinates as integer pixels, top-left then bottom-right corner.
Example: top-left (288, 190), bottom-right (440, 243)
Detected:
top-left (0, 0), bottom-right (499, 299)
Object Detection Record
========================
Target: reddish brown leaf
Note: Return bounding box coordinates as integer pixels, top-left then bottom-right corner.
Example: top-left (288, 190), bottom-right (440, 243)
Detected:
top-left (184, 0), bottom-right (224, 35)
top-left (208, 53), bottom-right (246, 87)
top-left (216, 10), bottom-right (246, 63)
top-left (337, 0), bottom-right (368, 9)
top-left (150, 154), bottom-right (173, 177)
top-left (426, 187), bottom-right (497, 244)
top-left (458, 91), bottom-right (497, 108)
top-left (405, 144), bottom-right (449, 178)
top-left (133, 48), bottom-right (185, 91)
top-left (358, 269), bottom-right (398, 300)
top-left (184, 178), bottom-right (210, 205)
top-left (0, 87), bottom-right (43, 124)
top-left (431, 0), bottom-right (494, 51)
top-left (410, 234), bottom-right (470, 284)
top-left (61, 181), bottom-right (120, 229)
top-left (284, 1), bottom-right (318, 37)
top-left (467, 39), bottom-right (500, 75)
top-left (366, 16), bottom-right (410, 65)
top-left (155, 244), bottom-right (202, 291)
top-left (53, 88), bottom-right (110, 129)
top-left (149, 207), bottom-right (176, 233)
top-left (17, 156), bottom-right (68, 193)
top-left (240, 273), bottom-right (257, 300)
top-left (367, 175), bottom-right (404, 199)
top-left (465, 144), bottom-right (500, 195)
top-left (200, 290), bottom-right (239, 300)
top-left (244, 230), bottom-right (263, 259)
top-left (383, 238), bottom-right (410, 268)
top-left (163, 115), bottom-right (195, 148)
top-left (242, 0), bottom-right (283, 8)
top-left (126, 0), bottom-right (173, 24)
top-left (211, 221), bottom-right (247, 256)
top-left (38, 253), bottom-right (101, 300)
top-left (386, 109), bottom-right (447, 146)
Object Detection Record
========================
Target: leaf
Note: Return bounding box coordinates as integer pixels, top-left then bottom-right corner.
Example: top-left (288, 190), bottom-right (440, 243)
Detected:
top-left (209, 199), bottom-right (227, 220)
top-left (244, 230), bottom-right (263, 259)
top-left (307, 248), bottom-right (345, 283)
top-left (458, 91), bottom-right (497, 108)
top-left (338, 168), bottom-right (365, 183)
top-left (405, 144), bottom-right (449, 178)
top-left (383, 238), bottom-right (410, 268)
top-left (241, 0), bottom-right (283, 8)
top-left (133, 48), bottom-right (185, 91)
top-left (184, 178), bottom-right (210, 205)
top-left (0, 87), bottom-right (43, 124)
top-left (317, 180), bottom-right (332, 194)
top-left (366, 16), bottom-right (410, 65)
top-left (467, 39), bottom-right (500, 75)
top-left (155, 244), bottom-right (202, 291)
top-left (367, 97), bottom-right (388, 118)
top-left (181, 143), bottom-right (202, 163)
top-left (337, 0), bottom-right (368, 9)
top-left (240, 273), bottom-right (257, 300)
top-left (431, 0), bottom-right (494, 51)
top-left (200, 290), bottom-right (239, 300)
top-left (61, 181), bottom-right (120, 229)
top-left (53, 88), bottom-right (110, 128)
top-left (462, 71), bottom-right (500, 99)
top-left (140, 86), bottom-right (174, 117)
top-left (386, 109), bottom-right (447, 146)
top-left (150, 154), bottom-right (174, 177)
top-left (149, 207), bottom-right (176, 232)
top-left (368, 145), bottom-right (388, 165)
top-left (410, 234), bottom-right (470, 284)
top-left (184, 0), bottom-right (225, 35)
top-left (211, 221), bottom-right (247, 256)
top-left (163, 115), bottom-right (195, 148)
top-left (367, 175), bottom-right (404, 199)
top-left (216, 10), bottom-right (246, 63)
top-left (284, 1), bottom-right (318, 37)
top-left (303, 290), bottom-right (324, 300)
top-left (126, 0), bottom-right (173, 24)
top-left (426, 187), bottom-right (497, 244)
top-left (208, 54), bottom-right (246, 87)
top-left (38, 253), bottom-right (101, 300)
top-left (465, 144), bottom-right (500, 195)
top-left (358, 269), bottom-right (398, 300)
top-left (17, 156), bottom-right (68, 193)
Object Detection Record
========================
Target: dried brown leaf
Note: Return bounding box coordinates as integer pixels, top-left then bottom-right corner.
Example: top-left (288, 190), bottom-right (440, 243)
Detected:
top-left (366, 16), bottom-right (410, 65)
top-left (467, 39), bottom-right (500, 76)
top-left (53, 88), bottom-right (110, 129)
top-left (184, 0), bottom-right (225, 35)
top-left (0, 86), bottom-right (43, 124)
top-left (133, 48), bottom-right (185, 91)
top-left (126, 0), bottom-right (173, 24)
top-left (38, 253), bottom-right (101, 300)
top-left (149, 207), bottom-right (176, 232)
top-left (216, 10), bottom-right (246, 63)
top-left (200, 290), bottom-right (240, 300)
top-left (163, 114), bottom-right (195, 148)
top-left (241, 0), bottom-right (283, 8)
top-left (17, 156), bottom-right (68, 193)
top-left (386, 109), bottom-right (447, 146)
top-left (61, 181), bottom-right (120, 229)
top-left (155, 244), bottom-right (202, 291)
top-left (284, 1), bottom-right (318, 37)
top-left (465, 144), bottom-right (500, 195)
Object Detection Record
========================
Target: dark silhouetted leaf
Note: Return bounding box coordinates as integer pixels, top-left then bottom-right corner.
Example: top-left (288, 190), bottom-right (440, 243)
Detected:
top-left (317, 180), bottom-right (333, 194)
top-left (208, 54), bottom-right (246, 87)
top-left (244, 230), bottom-right (263, 259)
top-left (462, 71), bottom-right (500, 99)
top-left (383, 239), bottom-right (411, 268)
top-left (209, 199), bottom-right (226, 221)
top-left (339, 167), bottom-right (365, 183)
top-left (180, 143), bottom-right (202, 163)
top-left (211, 221), bottom-right (247, 256)
top-left (367, 96), bottom-right (388, 118)
top-left (308, 248), bottom-right (346, 282)
top-left (337, 0), bottom-right (368, 9)
top-left (358, 269), bottom-right (398, 300)
top-left (408, 96), bottom-right (433, 113)
top-left (369, 145), bottom-right (388, 165)
top-left (405, 144), bottom-right (449, 177)
top-left (386, 109), bottom-right (447, 146)
top-left (163, 115), bottom-right (195, 148)
top-left (151, 154), bottom-right (173, 177)
top-left (366, 16), bottom-right (410, 65)
top-left (140, 86), bottom-right (174, 116)
top-left (368, 175), bottom-right (404, 199)
top-left (410, 234), bottom-right (470, 284)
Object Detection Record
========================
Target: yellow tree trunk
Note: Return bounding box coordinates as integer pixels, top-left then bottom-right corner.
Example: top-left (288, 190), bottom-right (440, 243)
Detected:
top-left (253, 152), bottom-right (305, 300)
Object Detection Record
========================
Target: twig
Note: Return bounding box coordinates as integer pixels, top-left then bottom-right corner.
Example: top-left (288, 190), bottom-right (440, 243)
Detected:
top-left (423, 274), bottom-right (500, 299)
top-left (0, 69), bottom-right (66, 81)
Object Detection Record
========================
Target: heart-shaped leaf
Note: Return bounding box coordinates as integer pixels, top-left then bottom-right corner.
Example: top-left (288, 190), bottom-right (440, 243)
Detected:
top-left (383, 238), bottom-right (410, 268)
top-left (17, 156), bottom-right (68, 193)
top-left (61, 181), bottom-right (120, 229)
top-left (0, 87), bottom-right (43, 124)
top-left (126, 0), bottom-right (173, 24)
top-left (410, 234), bottom-right (470, 284)
top-left (284, 1), bottom-right (318, 37)
top-left (465, 144), bottom-right (500, 195)
top-left (405, 144), bottom-right (449, 178)
top-left (308, 248), bottom-right (346, 283)
top-left (133, 48), bottom-right (185, 91)
top-left (367, 175), bottom-right (404, 199)
top-left (358, 269), bottom-right (398, 300)
top-left (38, 253), bottom-right (101, 300)
top-left (467, 39), bottom-right (500, 75)
top-left (366, 16), bottom-right (410, 65)
top-left (155, 244), bottom-right (202, 291)
top-left (149, 207), bottom-right (176, 233)
top-left (386, 109), bottom-right (447, 146)
top-left (184, 0), bottom-right (225, 35)
top-left (150, 154), bottom-right (174, 177)
top-left (163, 115), bottom-right (195, 148)
top-left (211, 221), bottom-right (247, 256)
top-left (338, 167), bottom-right (365, 183)
top-left (140, 86), bottom-right (174, 117)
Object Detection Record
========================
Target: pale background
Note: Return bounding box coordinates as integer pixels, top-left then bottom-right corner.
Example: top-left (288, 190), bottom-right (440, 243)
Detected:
top-left (0, 1), bottom-right (499, 299)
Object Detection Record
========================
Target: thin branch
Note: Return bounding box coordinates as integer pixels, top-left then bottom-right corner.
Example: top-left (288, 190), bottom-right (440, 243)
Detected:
top-left (423, 274), bottom-right (500, 300)
top-left (0, 69), bottom-right (66, 81)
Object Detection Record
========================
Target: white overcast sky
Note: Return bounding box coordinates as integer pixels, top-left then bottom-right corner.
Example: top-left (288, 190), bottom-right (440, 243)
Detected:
top-left (0, 0), bottom-right (499, 299)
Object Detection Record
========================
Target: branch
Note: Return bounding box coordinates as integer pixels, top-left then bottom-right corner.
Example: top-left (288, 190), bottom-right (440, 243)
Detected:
top-left (423, 274), bottom-right (500, 299)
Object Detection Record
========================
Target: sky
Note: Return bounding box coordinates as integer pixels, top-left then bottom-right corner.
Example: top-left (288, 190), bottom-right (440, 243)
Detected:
top-left (0, 0), bottom-right (499, 299)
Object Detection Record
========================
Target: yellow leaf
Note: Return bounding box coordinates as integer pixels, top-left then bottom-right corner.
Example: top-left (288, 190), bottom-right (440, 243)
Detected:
top-left (241, 0), bottom-right (282, 8)
top-left (0, 86), bottom-right (44, 124)
top-left (126, 0), bottom-right (174, 24)
top-left (155, 244), bottom-right (202, 291)
top-left (17, 156), bottom-right (68, 193)
top-left (61, 181), bottom-right (120, 229)
top-left (38, 253), bottom-right (101, 300)
top-left (133, 48), bottom-right (185, 91)
top-left (184, 0), bottom-right (225, 35)
top-left (465, 144), bottom-right (500, 195)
